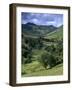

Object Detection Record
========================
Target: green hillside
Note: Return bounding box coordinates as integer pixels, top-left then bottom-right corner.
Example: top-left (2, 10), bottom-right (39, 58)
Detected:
top-left (44, 26), bottom-right (63, 40)
top-left (22, 23), bottom-right (57, 36)
top-left (22, 61), bottom-right (63, 77)
top-left (21, 25), bottom-right (63, 77)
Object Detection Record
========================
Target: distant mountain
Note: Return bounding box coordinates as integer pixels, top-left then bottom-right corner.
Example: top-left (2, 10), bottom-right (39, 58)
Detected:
top-left (22, 22), bottom-right (57, 36)
top-left (24, 22), bottom-right (37, 26)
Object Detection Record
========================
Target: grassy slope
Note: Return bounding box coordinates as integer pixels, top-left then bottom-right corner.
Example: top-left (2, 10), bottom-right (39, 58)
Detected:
top-left (44, 26), bottom-right (63, 40)
top-left (22, 50), bottom-right (63, 77)
top-left (22, 61), bottom-right (63, 77)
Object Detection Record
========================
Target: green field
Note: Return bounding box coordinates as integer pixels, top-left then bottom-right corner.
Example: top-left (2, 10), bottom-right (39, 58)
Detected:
top-left (22, 61), bottom-right (63, 77)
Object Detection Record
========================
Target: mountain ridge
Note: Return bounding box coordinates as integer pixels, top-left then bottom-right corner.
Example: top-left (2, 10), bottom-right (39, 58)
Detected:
top-left (21, 22), bottom-right (63, 36)
top-left (22, 22), bottom-right (60, 36)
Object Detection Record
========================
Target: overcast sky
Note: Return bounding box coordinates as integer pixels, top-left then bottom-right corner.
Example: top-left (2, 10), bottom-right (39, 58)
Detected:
top-left (21, 12), bottom-right (63, 27)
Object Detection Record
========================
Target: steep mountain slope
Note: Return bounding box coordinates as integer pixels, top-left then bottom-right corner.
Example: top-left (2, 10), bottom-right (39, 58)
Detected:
top-left (44, 25), bottom-right (63, 40)
top-left (22, 23), bottom-right (57, 36)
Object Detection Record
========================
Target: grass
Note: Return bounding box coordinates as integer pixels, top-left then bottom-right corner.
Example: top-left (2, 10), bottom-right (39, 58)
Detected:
top-left (44, 27), bottom-right (63, 40)
top-left (21, 61), bottom-right (63, 77)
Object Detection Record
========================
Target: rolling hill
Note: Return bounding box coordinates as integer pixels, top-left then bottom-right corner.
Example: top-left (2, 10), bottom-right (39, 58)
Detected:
top-left (44, 25), bottom-right (63, 40)
top-left (22, 22), bottom-right (57, 36)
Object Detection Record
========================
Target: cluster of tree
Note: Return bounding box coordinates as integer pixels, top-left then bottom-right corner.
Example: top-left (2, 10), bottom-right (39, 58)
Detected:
top-left (22, 34), bottom-right (63, 69)
top-left (39, 42), bottom-right (63, 69)
top-left (22, 36), bottom-right (43, 64)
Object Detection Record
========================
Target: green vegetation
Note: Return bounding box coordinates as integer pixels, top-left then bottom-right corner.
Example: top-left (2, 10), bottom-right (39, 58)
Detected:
top-left (22, 23), bottom-right (57, 36)
top-left (44, 25), bottom-right (63, 40)
top-left (22, 61), bottom-right (63, 76)
top-left (21, 23), bottom-right (63, 77)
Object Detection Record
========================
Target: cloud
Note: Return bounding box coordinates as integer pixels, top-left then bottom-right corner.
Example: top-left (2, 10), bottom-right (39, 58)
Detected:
top-left (46, 21), bottom-right (56, 25)
top-left (21, 12), bottom-right (63, 27)
top-left (31, 18), bottom-right (38, 23)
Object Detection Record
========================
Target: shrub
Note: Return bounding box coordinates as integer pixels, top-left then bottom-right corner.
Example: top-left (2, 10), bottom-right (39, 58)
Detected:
top-left (39, 51), bottom-right (56, 69)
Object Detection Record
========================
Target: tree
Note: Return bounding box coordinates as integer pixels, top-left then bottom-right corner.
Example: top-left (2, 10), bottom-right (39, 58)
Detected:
top-left (37, 36), bottom-right (43, 49)
top-left (45, 45), bottom-right (56, 53)
top-left (44, 42), bottom-right (63, 65)
top-left (22, 41), bottom-right (32, 64)
top-left (39, 51), bottom-right (56, 69)
top-left (55, 41), bottom-right (63, 64)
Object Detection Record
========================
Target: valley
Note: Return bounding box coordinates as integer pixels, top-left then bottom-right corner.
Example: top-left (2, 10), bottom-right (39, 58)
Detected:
top-left (21, 23), bottom-right (63, 77)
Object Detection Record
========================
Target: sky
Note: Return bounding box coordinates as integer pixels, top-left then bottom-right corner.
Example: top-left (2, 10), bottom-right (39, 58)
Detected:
top-left (21, 12), bottom-right (63, 27)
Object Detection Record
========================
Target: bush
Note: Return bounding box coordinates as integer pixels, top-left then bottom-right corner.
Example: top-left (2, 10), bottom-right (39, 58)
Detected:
top-left (44, 42), bottom-right (63, 65)
top-left (39, 51), bottom-right (56, 69)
